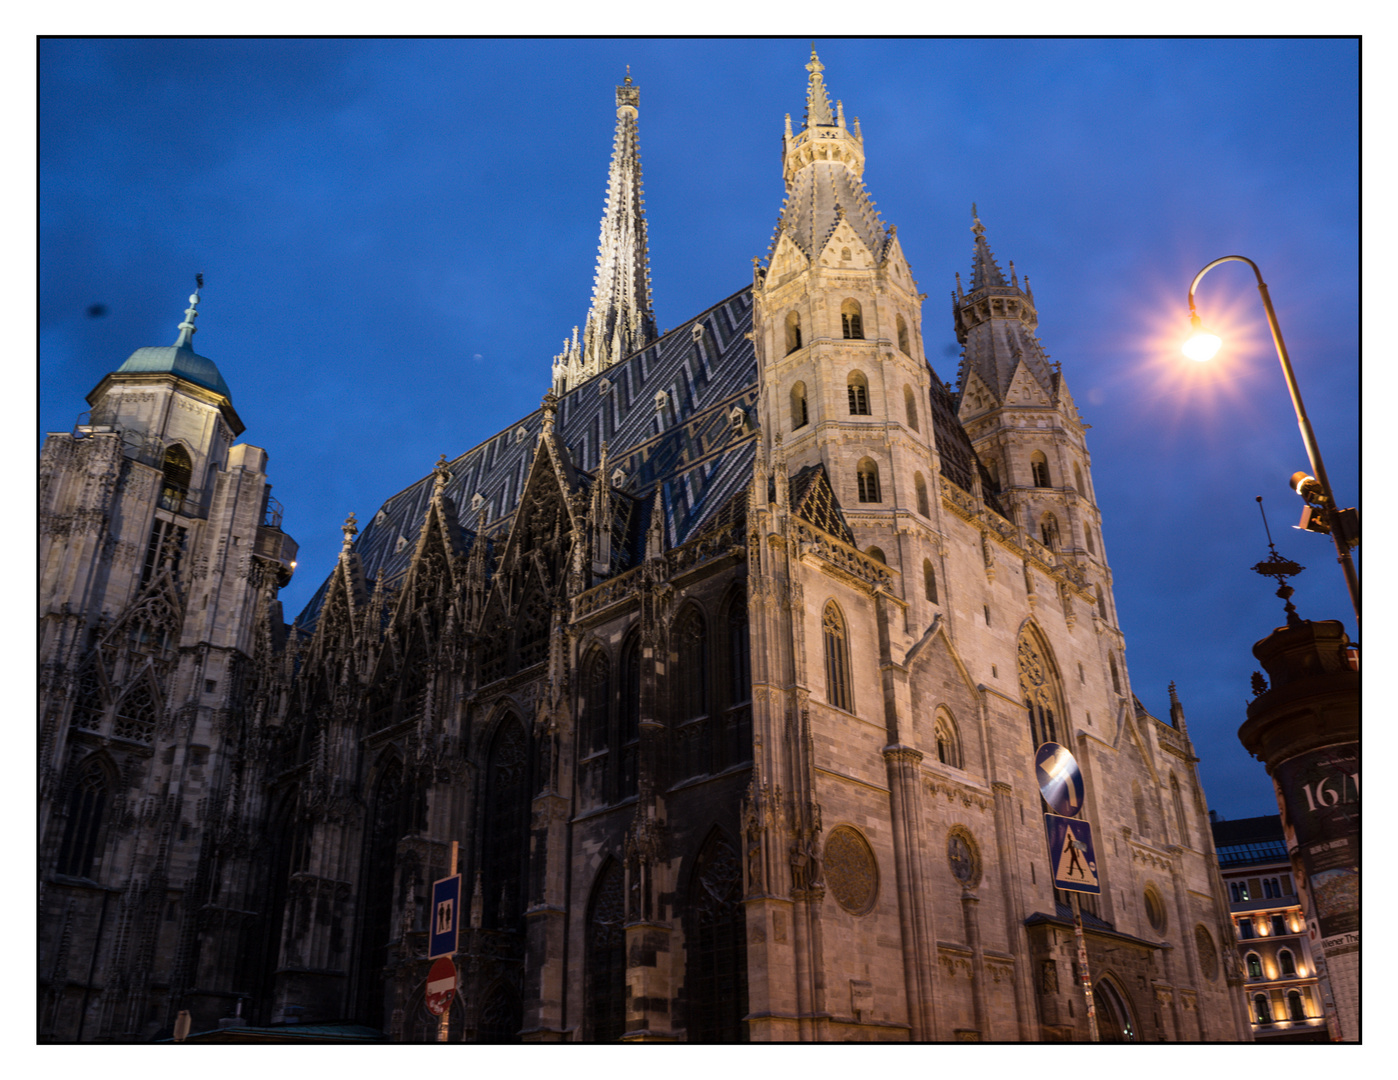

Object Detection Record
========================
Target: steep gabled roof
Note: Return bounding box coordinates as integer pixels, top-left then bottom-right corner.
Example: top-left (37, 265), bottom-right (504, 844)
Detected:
top-left (296, 288), bottom-right (757, 629)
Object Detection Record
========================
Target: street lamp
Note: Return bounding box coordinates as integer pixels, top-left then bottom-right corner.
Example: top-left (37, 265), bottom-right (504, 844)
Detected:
top-left (1185, 255), bottom-right (1359, 631)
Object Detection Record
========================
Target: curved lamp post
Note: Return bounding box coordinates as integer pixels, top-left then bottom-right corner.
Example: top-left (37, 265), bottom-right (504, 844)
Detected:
top-left (1185, 255), bottom-right (1359, 631)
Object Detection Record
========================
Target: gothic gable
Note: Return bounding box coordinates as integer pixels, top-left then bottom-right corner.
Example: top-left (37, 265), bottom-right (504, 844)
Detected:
top-left (1003, 357), bottom-right (1053, 408)
top-left (957, 367), bottom-right (998, 422)
top-left (815, 215), bottom-right (876, 270)
top-left (789, 462), bottom-right (856, 546)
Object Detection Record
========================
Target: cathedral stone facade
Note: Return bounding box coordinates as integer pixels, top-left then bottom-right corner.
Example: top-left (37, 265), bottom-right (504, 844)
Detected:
top-left (38, 52), bottom-right (1250, 1043)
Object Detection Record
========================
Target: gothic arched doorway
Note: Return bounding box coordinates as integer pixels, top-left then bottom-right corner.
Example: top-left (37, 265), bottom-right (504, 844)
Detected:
top-left (1094, 977), bottom-right (1137, 1042)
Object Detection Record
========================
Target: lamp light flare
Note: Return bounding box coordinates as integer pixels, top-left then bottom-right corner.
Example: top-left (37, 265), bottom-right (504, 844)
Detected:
top-left (1183, 329), bottom-right (1222, 362)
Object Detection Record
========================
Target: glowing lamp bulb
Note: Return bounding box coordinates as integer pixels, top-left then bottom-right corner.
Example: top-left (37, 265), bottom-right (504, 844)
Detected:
top-left (1183, 319), bottom-right (1222, 362)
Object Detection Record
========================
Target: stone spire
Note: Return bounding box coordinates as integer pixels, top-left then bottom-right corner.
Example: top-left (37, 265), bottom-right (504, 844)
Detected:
top-left (969, 205), bottom-right (1007, 291)
top-left (555, 71), bottom-right (658, 394)
top-left (804, 46), bottom-right (834, 127)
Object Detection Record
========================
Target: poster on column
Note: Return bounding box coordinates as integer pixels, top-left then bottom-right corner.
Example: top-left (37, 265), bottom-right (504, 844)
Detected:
top-left (1274, 743), bottom-right (1358, 956)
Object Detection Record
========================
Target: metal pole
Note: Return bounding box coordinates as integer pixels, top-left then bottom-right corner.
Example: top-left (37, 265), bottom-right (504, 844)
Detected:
top-left (1070, 892), bottom-right (1099, 1042)
top-left (438, 841), bottom-right (458, 1044)
top-left (1188, 256), bottom-right (1359, 631)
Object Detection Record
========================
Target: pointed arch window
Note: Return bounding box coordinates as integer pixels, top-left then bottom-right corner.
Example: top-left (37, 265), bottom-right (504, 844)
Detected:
top-left (585, 860), bottom-right (626, 1042)
top-left (113, 681), bottom-right (157, 744)
top-left (674, 607), bottom-right (710, 780)
top-left (904, 385), bottom-right (920, 432)
top-left (1074, 463), bottom-right (1086, 494)
top-left (897, 314), bottom-right (910, 354)
top-left (1110, 652), bottom-right (1122, 694)
top-left (619, 631), bottom-right (642, 798)
top-left (56, 757), bottom-right (108, 878)
top-left (1133, 781), bottom-right (1150, 840)
top-left (1018, 630), bottom-right (1062, 748)
top-left (847, 371), bottom-right (870, 415)
top-left (160, 443), bottom-right (193, 512)
top-left (585, 649), bottom-right (611, 754)
top-left (685, 831), bottom-right (749, 1042)
top-left (933, 709), bottom-right (961, 768)
top-left (1030, 451), bottom-right (1051, 488)
top-left (914, 471), bottom-right (929, 517)
top-left (923, 559), bottom-right (938, 604)
top-left (856, 458), bottom-right (880, 503)
top-left (841, 299), bottom-right (864, 339)
top-left (823, 602), bottom-right (853, 713)
top-left (726, 593), bottom-right (750, 708)
top-left (482, 717), bottom-right (529, 931)
top-left (790, 381), bottom-right (809, 430)
top-left (785, 310), bottom-right (803, 354)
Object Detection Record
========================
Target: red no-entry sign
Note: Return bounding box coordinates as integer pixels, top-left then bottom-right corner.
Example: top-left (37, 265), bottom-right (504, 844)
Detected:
top-left (425, 956), bottom-right (457, 1016)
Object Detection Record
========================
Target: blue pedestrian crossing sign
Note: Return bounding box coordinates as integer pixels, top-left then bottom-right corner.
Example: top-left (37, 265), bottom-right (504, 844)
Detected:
top-left (1044, 814), bottom-right (1100, 894)
top-left (429, 873), bottom-right (462, 959)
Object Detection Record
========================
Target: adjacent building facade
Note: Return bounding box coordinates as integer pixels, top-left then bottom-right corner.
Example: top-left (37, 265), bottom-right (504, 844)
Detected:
top-left (1212, 814), bottom-right (1333, 1041)
top-left (39, 52), bottom-right (1249, 1042)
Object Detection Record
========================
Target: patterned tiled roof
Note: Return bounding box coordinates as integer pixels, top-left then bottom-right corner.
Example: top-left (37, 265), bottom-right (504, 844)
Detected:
top-left (295, 288), bottom-right (757, 628)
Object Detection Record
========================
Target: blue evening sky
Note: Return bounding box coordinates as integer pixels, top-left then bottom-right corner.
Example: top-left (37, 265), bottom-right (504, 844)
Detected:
top-left (38, 37), bottom-right (1359, 822)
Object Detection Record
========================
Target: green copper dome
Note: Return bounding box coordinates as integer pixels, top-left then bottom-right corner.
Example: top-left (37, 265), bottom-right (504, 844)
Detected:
top-left (116, 344), bottom-right (232, 399)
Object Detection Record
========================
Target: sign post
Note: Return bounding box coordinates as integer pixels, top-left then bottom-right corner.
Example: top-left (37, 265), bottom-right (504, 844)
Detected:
top-left (428, 841), bottom-right (460, 1042)
top-left (1035, 742), bottom-right (1100, 1043)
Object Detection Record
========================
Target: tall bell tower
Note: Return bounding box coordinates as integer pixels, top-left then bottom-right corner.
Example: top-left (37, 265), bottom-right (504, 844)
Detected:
top-left (952, 210), bottom-right (1117, 623)
top-left (752, 48), bottom-right (943, 622)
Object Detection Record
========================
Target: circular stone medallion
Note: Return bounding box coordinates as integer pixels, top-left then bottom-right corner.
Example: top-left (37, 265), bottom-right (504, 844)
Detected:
top-left (946, 826), bottom-right (982, 887)
top-left (823, 826), bottom-right (879, 915)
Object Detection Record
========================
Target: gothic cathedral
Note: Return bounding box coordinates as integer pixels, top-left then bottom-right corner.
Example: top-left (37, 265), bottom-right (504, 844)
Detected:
top-left (38, 53), bottom-right (1250, 1043)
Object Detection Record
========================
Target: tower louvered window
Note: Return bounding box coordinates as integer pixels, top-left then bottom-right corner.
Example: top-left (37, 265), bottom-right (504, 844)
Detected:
top-left (791, 381), bottom-right (808, 429)
top-left (915, 472), bottom-right (929, 516)
top-left (56, 758), bottom-right (108, 878)
top-left (856, 458), bottom-right (880, 503)
top-left (823, 602), bottom-right (853, 713)
top-left (847, 372), bottom-right (870, 415)
top-left (904, 385), bottom-right (919, 431)
top-left (841, 300), bottom-right (863, 339)
top-left (1030, 451), bottom-right (1051, 488)
top-left (785, 310), bottom-right (802, 354)
top-left (159, 444), bottom-right (193, 512)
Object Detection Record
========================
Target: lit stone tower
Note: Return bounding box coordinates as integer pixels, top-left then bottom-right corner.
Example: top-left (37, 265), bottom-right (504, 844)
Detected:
top-left (953, 212), bottom-right (1119, 629)
top-left (38, 287), bottom-right (297, 1041)
top-left (553, 71), bottom-right (658, 392)
top-left (752, 46), bottom-right (941, 622)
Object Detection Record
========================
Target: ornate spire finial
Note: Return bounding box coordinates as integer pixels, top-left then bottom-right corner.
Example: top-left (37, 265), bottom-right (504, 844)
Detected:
top-left (804, 45), bottom-right (834, 128)
top-left (967, 205), bottom-right (1006, 290)
top-left (341, 511), bottom-right (359, 552)
top-left (433, 454), bottom-right (452, 495)
top-left (625, 65), bottom-right (632, 84)
top-left (173, 273), bottom-right (204, 348)
top-left (1251, 496), bottom-right (1306, 626)
top-left (541, 390), bottom-right (558, 434)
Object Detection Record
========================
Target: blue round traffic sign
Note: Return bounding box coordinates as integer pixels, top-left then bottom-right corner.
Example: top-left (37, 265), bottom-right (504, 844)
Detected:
top-left (1035, 742), bottom-right (1085, 818)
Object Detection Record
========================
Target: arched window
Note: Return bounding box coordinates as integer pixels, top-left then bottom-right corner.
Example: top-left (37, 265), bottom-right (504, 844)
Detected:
top-left (1040, 514), bottom-right (1060, 551)
top-left (56, 757), bottom-right (108, 878)
top-left (584, 649), bottom-right (611, 753)
top-left (1094, 978), bottom-right (1137, 1042)
top-left (1253, 992), bottom-right (1272, 1024)
top-left (1018, 629), bottom-right (1062, 748)
top-left (847, 371), bottom-right (870, 415)
top-left (113, 681), bottom-right (157, 744)
top-left (1110, 653), bottom-right (1122, 694)
top-left (933, 709), bottom-right (960, 768)
top-left (675, 608), bottom-right (708, 720)
top-left (585, 860), bottom-right (626, 1042)
top-left (914, 471), bottom-right (929, 517)
top-left (1097, 588), bottom-right (1108, 620)
top-left (1171, 775), bottom-right (1190, 848)
top-left (1287, 989), bottom-right (1306, 1021)
top-left (866, 546), bottom-right (886, 564)
top-left (685, 830), bottom-right (748, 1042)
top-left (483, 717), bottom-right (530, 931)
top-left (1086, 527), bottom-right (1096, 555)
top-left (904, 385), bottom-right (919, 431)
top-left (856, 458), bottom-right (880, 503)
top-left (841, 299), bottom-right (863, 339)
top-left (726, 593), bottom-right (750, 707)
top-left (160, 443), bottom-right (193, 510)
top-left (785, 310), bottom-right (802, 354)
top-left (1074, 463), bottom-right (1086, 494)
top-left (619, 631), bottom-right (641, 798)
top-left (897, 314), bottom-right (910, 354)
top-left (923, 559), bottom-right (938, 604)
top-left (1279, 948), bottom-right (1296, 976)
top-left (1133, 781), bottom-right (1150, 840)
top-left (790, 381), bottom-right (809, 430)
top-left (823, 602), bottom-right (853, 713)
top-left (1030, 451), bottom-right (1051, 488)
